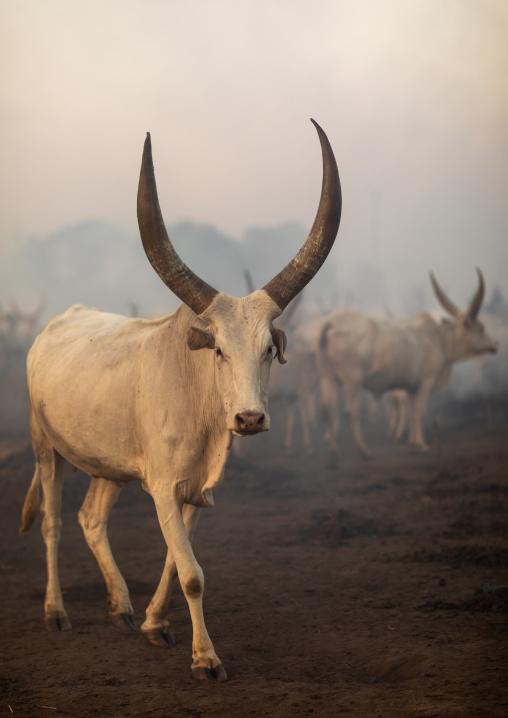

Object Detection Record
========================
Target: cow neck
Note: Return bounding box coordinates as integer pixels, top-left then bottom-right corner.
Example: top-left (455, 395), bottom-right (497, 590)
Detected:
top-left (440, 317), bottom-right (466, 363)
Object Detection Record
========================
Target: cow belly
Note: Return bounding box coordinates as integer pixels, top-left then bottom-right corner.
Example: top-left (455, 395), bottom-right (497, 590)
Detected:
top-left (34, 405), bottom-right (144, 482)
top-left (364, 372), bottom-right (418, 395)
top-left (29, 371), bottom-right (144, 482)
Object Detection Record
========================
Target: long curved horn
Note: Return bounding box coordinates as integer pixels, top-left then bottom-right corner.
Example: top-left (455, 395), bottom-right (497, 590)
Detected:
top-left (467, 268), bottom-right (485, 319)
top-left (262, 119), bottom-right (342, 311)
top-left (429, 272), bottom-right (460, 318)
top-left (243, 269), bottom-right (256, 295)
top-left (137, 133), bottom-right (218, 315)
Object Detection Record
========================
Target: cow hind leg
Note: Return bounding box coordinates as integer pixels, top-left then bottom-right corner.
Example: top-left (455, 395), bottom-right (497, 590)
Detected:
top-left (78, 477), bottom-right (136, 631)
top-left (298, 394), bottom-right (314, 454)
top-left (142, 503), bottom-right (201, 648)
top-left (319, 376), bottom-right (341, 458)
top-left (37, 445), bottom-right (71, 631)
top-left (387, 395), bottom-right (398, 439)
top-left (344, 384), bottom-right (371, 457)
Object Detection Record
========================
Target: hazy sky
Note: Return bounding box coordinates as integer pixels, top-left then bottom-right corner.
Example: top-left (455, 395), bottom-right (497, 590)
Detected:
top-left (1, 0), bottom-right (507, 304)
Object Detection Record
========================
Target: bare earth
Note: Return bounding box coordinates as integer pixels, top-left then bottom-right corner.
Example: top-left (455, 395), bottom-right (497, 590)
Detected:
top-left (1, 408), bottom-right (507, 717)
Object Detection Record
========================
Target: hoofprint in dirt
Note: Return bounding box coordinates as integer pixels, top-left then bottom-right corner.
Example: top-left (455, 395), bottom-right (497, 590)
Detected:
top-left (0, 421), bottom-right (507, 717)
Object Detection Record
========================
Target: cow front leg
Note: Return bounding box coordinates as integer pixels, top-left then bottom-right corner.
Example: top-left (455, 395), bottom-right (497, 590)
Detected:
top-left (393, 391), bottom-right (409, 441)
top-left (408, 385), bottom-right (430, 452)
top-left (388, 390), bottom-right (409, 441)
top-left (150, 490), bottom-right (227, 681)
top-left (142, 503), bottom-right (201, 648)
top-left (78, 477), bottom-right (136, 631)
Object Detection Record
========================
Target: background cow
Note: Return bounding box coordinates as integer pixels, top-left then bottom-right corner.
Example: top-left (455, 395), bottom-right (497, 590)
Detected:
top-left (318, 270), bottom-right (498, 456)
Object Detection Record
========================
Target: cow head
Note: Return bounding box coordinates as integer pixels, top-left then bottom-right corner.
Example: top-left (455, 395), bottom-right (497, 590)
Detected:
top-left (430, 270), bottom-right (499, 360)
top-left (137, 120), bottom-right (341, 436)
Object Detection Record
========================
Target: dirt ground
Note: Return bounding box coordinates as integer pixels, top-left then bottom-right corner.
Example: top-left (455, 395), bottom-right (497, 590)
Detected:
top-left (1, 403), bottom-right (507, 718)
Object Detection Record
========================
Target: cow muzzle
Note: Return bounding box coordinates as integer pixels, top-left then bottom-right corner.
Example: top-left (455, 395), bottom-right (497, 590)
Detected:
top-left (233, 411), bottom-right (267, 436)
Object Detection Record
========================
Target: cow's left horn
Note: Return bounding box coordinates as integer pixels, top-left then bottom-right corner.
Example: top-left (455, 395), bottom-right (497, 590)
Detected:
top-left (261, 120), bottom-right (342, 312)
top-left (429, 272), bottom-right (460, 318)
top-left (137, 133), bottom-right (219, 315)
top-left (467, 268), bottom-right (485, 319)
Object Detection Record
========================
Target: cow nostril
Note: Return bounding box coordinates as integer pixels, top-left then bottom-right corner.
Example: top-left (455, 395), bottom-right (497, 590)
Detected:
top-left (235, 412), bottom-right (265, 431)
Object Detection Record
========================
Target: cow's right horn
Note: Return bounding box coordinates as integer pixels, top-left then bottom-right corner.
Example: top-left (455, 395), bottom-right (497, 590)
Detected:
top-left (466, 268), bottom-right (485, 319)
top-left (262, 119), bottom-right (342, 312)
top-left (137, 133), bottom-right (219, 316)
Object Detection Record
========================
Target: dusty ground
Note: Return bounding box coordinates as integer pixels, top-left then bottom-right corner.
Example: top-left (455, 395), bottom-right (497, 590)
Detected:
top-left (0, 404), bottom-right (507, 717)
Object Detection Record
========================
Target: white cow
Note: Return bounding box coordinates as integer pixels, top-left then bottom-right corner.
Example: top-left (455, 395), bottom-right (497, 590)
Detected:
top-left (20, 120), bottom-right (341, 681)
top-left (318, 270), bottom-right (498, 456)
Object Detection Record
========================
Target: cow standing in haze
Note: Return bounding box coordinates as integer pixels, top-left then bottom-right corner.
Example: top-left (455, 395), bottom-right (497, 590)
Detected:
top-left (19, 120), bottom-right (341, 681)
top-left (318, 270), bottom-right (498, 456)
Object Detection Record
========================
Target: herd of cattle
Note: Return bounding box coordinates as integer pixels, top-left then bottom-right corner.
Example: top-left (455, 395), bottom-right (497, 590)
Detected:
top-left (2, 276), bottom-right (505, 449)
top-left (269, 268), bottom-right (501, 457)
top-left (1, 122), bottom-right (506, 681)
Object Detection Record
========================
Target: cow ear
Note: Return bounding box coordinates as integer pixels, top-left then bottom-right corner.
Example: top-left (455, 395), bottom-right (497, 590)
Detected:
top-left (187, 326), bottom-right (215, 351)
top-left (271, 327), bottom-right (287, 364)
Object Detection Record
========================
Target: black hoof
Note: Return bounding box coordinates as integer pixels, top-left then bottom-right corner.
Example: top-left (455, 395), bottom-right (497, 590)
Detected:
top-left (110, 613), bottom-right (137, 632)
top-left (192, 664), bottom-right (228, 682)
top-left (143, 629), bottom-right (176, 648)
top-left (45, 616), bottom-right (72, 632)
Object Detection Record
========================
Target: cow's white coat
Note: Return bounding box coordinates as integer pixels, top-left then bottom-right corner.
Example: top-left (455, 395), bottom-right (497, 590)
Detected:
top-left (24, 291), bottom-right (283, 676)
top-left (318, 299), bottom-right (498, 455)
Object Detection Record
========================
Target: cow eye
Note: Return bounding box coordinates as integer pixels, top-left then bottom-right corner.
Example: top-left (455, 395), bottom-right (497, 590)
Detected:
top-left (267, 346), bottom-right (273, 357)
top-left (215, 347), bottom-right (223, 358)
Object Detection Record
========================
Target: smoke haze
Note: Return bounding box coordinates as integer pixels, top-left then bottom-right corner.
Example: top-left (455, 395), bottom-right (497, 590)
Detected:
top-left (1, 0), bottom-right (507, 305)
top-left (1, 1), bottom-right (507, 432)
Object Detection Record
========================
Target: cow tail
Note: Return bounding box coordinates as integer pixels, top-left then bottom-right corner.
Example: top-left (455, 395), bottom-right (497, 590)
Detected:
top-left (19, 467), bottom-right (41, 535)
